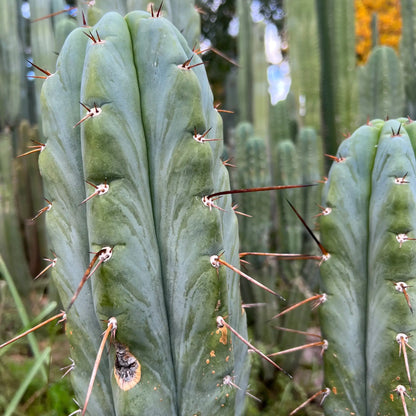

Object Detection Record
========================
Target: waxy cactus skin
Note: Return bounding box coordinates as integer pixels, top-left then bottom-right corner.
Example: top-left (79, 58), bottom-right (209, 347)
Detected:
top-left (320, 119), bottom-right (416, 415)
top-left (39, 11), bottom-right (248, 415)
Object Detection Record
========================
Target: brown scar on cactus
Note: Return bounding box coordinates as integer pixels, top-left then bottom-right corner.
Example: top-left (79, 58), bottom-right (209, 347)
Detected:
top-left (392, 385), bottom-right (410, 416)
top-left (0, 311), bottom-right (66, 349)
top-left (82, 317), bottom-right (117, 416)
top-left (216, 320), bottom-right (228, 345)
top-left (113, 342), bottom-right (141, 391)
top-left (210, 253), bottom-right (285, 300)
top-left (216, 316), bottom-right (292, 377)
top-left (396, 333), bottom-right (414, 388)
top-left (31, 198), bottom-right (52, 221)
top-left (394, 282), bottom-right (413, 313)
top-left (202, 184), bottom-right (315, 211)
top-left (17, 140), bottom-right (46, 157)
top-left (26, 59), bottom-right (52, 79)
top-left (74, 102), bottom-right (102, 128)
top-left (34, 251), bottom-right (57, 279)
top-left (270, 293), bottom-right (327, 320)
top-left (289, 387), bottom-right (330, 415)
top-left (66, 246), bottom-right (113, 313)
top-left (80, 180), bottom-right (109, 204)
top-left (222, 375), bottom-right (261, 403)
top-left (193, 127), bottom-right (222, 143)
top-left (268, 339), bottom-right (328, 357)
top-left (396, 233), bottom-right (416, 248)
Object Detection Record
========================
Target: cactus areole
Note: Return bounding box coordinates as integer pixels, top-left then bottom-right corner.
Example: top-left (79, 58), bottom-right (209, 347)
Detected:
top-left (39, 11), bottom-right (249, 415)
top-left (320, 118), bottom-right (416, 415)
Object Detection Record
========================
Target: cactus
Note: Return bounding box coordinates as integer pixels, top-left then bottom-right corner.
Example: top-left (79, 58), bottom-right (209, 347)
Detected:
top-left (82, 0), bottom-right (200, 48)
top-left (252, 22), bottom-right (269, 140)
top-left (39, 11), bottom-right (249, 415)
top-left (0, 0), bottom-right (23, 130)
top-left (297, 127), bottom-right (324, 231)
top-left (0, 131), bottom-right (32, 297)
top-left (319, 118), bottom-right (416, 415)
top-left (238, 134), bottom-right (271, 262)
top-left (237, 0), bottom-right (253, 123)
top-left (357, 46), bottom-right (405, 124)
top-left (316, 0), bottom-right (357, 155)
top-left (284, 0), bottom-right (320, 130)
top-left (400, 0), bottom-right (416, 119)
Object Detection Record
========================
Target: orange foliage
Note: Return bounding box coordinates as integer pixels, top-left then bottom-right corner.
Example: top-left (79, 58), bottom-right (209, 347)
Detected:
top-left (355, 0), bottom-right (402, 63)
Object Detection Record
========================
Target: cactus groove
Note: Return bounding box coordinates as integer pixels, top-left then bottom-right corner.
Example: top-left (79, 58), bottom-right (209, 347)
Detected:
top-left (39, 11), bottom-right (248, 415)
top-left (320, 118), bottom-right (416, 415)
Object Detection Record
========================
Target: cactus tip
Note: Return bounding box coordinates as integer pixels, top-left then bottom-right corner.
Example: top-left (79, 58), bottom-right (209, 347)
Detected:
top-left (150, 1), bottom-right (164, 18)
top-left (391, 125), bottom-right (402, 136)
top-left (84, 30), bottom-right (104, 44)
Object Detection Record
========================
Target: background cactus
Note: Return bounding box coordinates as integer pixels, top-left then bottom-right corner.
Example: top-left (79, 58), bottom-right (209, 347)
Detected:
top-left (38, 11), bottom-right (248, 415)
top-left (357, 46), bottom-right (405, 124)
top-left (284, 0), bottom-right (320, 130)
top-left (316, 0), bottom-right (357, 156)
top-left (320, 118), bottom-right (416, 415)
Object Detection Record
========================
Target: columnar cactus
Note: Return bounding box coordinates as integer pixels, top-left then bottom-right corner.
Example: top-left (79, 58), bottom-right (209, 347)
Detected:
top-left (320, 118), bottom-right (416, 415)
top-left (400, 0), bottom-right (416, 119)
top-left (357, 46), bottom-right (405, 124)
top-left (82, 0), bottom-right (201, 48)
top-left (0, 0), bottom-right (23, 129)
top-left (284, 0), bottom-right (320, 130)
top-left (316, 0), bottom-right (357, 155)
top-left (39, 11), bottom-right (248, 415)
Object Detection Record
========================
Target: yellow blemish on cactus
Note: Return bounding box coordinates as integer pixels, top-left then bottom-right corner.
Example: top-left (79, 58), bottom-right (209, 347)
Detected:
top-left (216, 326), bottom-right (228, 345)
